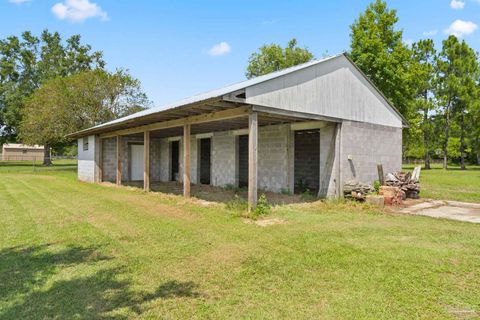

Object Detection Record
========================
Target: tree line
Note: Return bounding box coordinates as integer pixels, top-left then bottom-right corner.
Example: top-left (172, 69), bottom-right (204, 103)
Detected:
top-left (0, 30), bottom-right (149, 164)
top-left (1, 0), bottom-right (479, 168)
top-left (246, 0), bottom-right (480, 169)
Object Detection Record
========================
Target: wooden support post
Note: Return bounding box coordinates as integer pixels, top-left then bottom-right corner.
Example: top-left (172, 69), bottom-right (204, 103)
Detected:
top-left (116, 135), bottom-right (123, 186)
top-left (144, 130), bottom-right (150, 191)
top-left (377, 164), bottom-right (385, 186)
top-left (183, 124), bottom-right (191, 198)
top-left (248, 112), bottom-right (258, 211)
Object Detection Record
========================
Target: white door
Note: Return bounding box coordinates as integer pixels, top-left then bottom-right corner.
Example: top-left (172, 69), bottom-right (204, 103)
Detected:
top-left (130, 144), bottom-right (144, 181)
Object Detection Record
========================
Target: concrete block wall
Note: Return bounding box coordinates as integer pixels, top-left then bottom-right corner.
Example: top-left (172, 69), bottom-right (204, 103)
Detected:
top-left (101, 137), bottom-right (116, 182)
top-left (85, 120), bottom-right (402, 199)
top-left (150, 138), bottom-right (162, 181)
top-left (159, 139), bottom-right (170, 182)
top-left (101, 136), bottom-right (162, 182)
top-left (211, 132), bottom-right (236, 187)
top-left (95, 123), bottom-right (341, 196)
top-left (340, 121), bottom-right (402, 186)
top-left (258, 124), bottom-right (289, 192)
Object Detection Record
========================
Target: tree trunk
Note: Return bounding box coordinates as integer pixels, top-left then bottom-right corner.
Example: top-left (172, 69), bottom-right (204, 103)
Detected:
top-left (423, 99), bottom-right (430, 170)
top-left (460, 112), bottom-right (466, 170)
top-left (43, 144), bottom-right (52, 166)
top-left (443, 106), bottom-right (450, 170)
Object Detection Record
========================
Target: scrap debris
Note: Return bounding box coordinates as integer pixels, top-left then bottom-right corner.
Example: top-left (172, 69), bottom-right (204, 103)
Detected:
top-left (343, 180), bottom-right (375, 201)
top-left (385, 166), bottom-right (421, 199)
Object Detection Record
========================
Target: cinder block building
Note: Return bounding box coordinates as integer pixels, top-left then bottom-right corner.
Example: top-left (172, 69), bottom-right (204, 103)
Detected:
top-left (69, 54), bottom-right (406, 208)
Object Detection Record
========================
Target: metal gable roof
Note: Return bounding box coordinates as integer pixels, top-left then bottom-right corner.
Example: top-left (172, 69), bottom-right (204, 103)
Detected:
top-left (71, 54), bottom-right (343, 136)
top-left (69, 52), bottom-right (407, 138)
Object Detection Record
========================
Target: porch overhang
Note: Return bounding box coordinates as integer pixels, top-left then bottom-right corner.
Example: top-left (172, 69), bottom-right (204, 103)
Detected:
top-left (67, 94), bottom-right (341, 140)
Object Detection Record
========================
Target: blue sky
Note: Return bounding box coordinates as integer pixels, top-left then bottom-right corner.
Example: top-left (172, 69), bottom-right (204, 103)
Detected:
top-left (1, 0), bottom-right (480, 107)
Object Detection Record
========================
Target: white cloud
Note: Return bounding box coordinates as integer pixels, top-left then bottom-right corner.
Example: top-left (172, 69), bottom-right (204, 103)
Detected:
top-left (450, 0), bottom-right (465, 9)
top-left (8, 0), bottom-right (31, 4)
top-left (207, 42), bottom-right (231, 56)
top-left (51, 0), bottom-right (108, 23)
top-left (445, 19), bottom-right (478, 37)
top-left (423, 29), bottom-right (438, 36)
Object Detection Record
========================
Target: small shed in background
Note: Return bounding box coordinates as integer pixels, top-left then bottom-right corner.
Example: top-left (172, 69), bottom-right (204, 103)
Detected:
top-left (1, 144), bottom-right (45, 161)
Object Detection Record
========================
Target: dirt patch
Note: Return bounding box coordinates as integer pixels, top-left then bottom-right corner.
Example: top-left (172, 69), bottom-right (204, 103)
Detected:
top-left (243, 218), bottom-right (287, 227)
top-left (123, 181), bottom-right (309, 206)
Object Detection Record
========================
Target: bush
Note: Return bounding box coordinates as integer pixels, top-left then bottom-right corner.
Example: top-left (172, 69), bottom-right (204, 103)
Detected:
top-left (373, 180), bottom-right (381, 193)
top-left (253, 194), bottom-right (270, 218)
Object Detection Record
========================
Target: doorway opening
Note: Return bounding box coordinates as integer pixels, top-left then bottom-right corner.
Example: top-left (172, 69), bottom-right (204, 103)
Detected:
top-left (237, 135), bottom-right (249, 188)
top-left (199, 138), bottom-right (211, 185)
top-left (129, 143), bottom-right (144, 181)
top-left (294, 129), bottom-right (320, 194)
top-left (170, 140), bottom-right (179, 181)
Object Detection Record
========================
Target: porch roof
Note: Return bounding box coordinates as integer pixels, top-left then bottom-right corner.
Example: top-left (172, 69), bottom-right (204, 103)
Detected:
top-left (67, 54), bottom-right (343, 139)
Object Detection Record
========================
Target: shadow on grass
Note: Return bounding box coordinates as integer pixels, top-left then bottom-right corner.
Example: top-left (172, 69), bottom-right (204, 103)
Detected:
top-left (0, 244), bottom-right (199, 319)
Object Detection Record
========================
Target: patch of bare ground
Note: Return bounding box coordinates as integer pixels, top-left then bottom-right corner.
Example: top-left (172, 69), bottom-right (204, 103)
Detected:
top-left (123, 181), bottom-right (307, 205)
top-left (243, 217), bottom-right (287, 227)
top-left (445, 305), bottom-right (479, 319)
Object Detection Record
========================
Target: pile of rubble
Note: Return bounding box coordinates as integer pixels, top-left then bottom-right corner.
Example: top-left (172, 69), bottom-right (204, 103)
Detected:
top-left (385, 166), bottom-right (421, 199)
top-left (343, 180), bottom-right (375, 201)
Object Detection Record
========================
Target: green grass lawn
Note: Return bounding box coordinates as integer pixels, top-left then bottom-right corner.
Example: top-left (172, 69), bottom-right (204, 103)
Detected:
top-left (1, 165), bottom-right (479, 319)
top-left (403, 164), bottom-right (480, 203)
top-left (0, 159), bottom-right (77, 173)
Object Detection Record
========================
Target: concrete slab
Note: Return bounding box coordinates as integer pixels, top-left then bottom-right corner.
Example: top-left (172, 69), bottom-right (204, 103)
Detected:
top-left (400, 200), bottom-right (480, 224)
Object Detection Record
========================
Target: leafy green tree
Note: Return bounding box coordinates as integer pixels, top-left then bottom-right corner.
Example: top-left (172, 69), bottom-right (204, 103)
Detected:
top-left (20, 69), bottom-right (149, 165)
top-left (411, 39), bottom-right (437, 169)
top-left (0, 30), bottom-right (104, 143)
top-left (436, 35), bottom-right (479, 169)
top-left (246, 38), bottom-right (314, 79)
top-left (349, 0), bottom-right (415, 119)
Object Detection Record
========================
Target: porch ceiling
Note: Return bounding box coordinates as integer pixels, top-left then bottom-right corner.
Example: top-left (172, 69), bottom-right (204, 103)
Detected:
top-left (126, 113), bottom-right (312, 139)
top-left (68, 98), bottom-right (243, 138)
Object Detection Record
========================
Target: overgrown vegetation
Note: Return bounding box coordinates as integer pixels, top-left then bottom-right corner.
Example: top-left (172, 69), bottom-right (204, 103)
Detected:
top-left (252, 193), bottom-right (271, 218)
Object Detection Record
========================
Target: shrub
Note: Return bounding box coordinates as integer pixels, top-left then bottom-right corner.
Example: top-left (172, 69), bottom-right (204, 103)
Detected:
top-left (373, 180), bottom-right (381, 193)
top-left (253, 194), bottom-right (270, 218)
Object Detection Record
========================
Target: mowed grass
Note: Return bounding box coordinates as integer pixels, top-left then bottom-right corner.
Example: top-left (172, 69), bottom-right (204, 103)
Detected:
top-left (403, 164), bottom-right (480, 203)
top-left (0, 159), bottom-right (77, 173)
top-left (0, 167), bottom-right (480, 319)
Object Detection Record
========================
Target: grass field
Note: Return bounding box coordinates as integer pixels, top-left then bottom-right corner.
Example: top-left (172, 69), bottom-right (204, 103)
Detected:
top-left (1, 162), bottom-right (479, 319)
top-left (0, 159), bottom-right (77, 173)
top-left (403, 164), bottom-right (480, 203)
